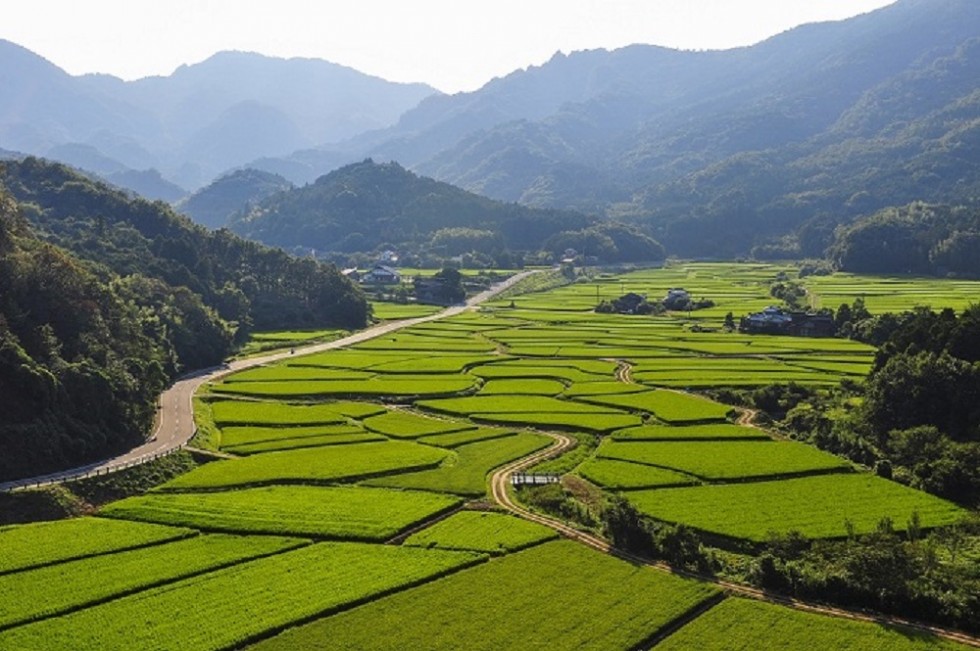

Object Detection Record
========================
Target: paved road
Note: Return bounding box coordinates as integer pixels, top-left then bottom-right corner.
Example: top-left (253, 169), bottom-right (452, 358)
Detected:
top-left (0, 270), bottom-right (537, 492)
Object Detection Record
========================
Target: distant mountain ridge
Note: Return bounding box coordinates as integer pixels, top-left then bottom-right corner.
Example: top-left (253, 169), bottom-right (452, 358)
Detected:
top-left (252, 0), bottom-right (980, 257)
top-left (0, 43), bottom-right (438, 192)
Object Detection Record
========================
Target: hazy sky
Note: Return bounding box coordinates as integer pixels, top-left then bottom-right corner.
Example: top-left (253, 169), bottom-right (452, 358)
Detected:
top-left (4, 0), bottom-right (897, 93)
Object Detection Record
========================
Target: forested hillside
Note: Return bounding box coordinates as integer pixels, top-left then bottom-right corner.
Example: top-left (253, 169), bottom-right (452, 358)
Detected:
top-left (0, 158), bottom-right (368, 481)
top-left (229, 160), bottom-right (665, 265)
top-left (177, 168), bottom-right (294, 229)
top-left (255, 0), bottom-right (980, 259)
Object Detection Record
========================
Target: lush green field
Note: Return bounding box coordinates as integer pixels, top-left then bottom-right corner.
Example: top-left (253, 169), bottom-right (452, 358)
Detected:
top-left (0, 517), bottom-right (195, 575)
top-left (368, 433), bottom-right (551, 496)
top-left (478, 378), bottom-right (567, 395)
top-left (418, 427), bottom-right (517, 448)
top-left (469, 361), bottom-right (615, 384)
top-left (247, 541), bottom-right (720, 651)
top-left (208, 400), bottom-right (382, 426)
top-left (611, 423), bottom-right (768, 440)
top-left (0, 534), bottom-right (304, 629)
top-left (418, 394), bottom-right (628, 415)
top-left (0, 543), bottom-right (484, 651)
top-left (578, 458), bottom-right (698, 490)
top-left (656, 597), bottom-right (971, 651)
top-left (576, 390), bottom-right (733, 423)
top-left (102, 485), bottom-right (461, 540)
top-left (369, 354), bottom-right (503, 373)
top-left (161, 440), bottom-right (450, 490)
top-left (218, 424), bottom-right (368, 449)
top-left (627, 474), bottom-right (968, 542)
top-left (220, 366), bottom-right (374, 383)
top-left (472, 411), bottom-right (643, 432)
top-left (212, 375), bottom-right (477, 398)
top-left (223, 431), bottom-right (387, 455)
top-left (370, 302), bottom-right (443, 320)
top-left (596, 440), bottom-right (851, 480)
top-left (404, 511), bottom-right (558, 554)
top-left (361, 410), bottom-right (474, 438)
top-left (562, 381), bottom-right (651, 396)
top-left (804, 273), bottom-right (980, 314)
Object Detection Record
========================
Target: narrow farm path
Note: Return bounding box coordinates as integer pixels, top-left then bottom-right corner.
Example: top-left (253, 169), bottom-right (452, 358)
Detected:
top-left (0, 270), bottom-right (539, 492)
top-left (488, 433), bottom-right (980, 648)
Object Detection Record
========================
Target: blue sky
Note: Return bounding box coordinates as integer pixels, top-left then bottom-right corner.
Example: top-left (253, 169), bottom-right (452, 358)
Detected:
top-left (3, 0), bottom-right (897, 93)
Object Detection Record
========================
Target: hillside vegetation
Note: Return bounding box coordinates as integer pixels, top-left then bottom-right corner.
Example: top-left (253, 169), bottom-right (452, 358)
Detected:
top-left (0, 158), bottom-right (368, 481)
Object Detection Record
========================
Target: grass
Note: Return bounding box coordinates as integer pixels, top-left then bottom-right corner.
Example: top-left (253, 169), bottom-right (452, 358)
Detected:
top-left (0, 543), bottom-right (484, 651)
top-left (361, 410), bottom-right (474, 439)
top-left (368, 433), bottom-right (551, 497)
top-left (578, 458), bottom-right (698, 490)
top-left (611, 423), bottom-right (769, 440)
top-left (527, 432), bottom-right (597, 474)
top-left (369, 354), bottom-right (504, 374)
top-left (656, 597), bottom-right (971, 651)
top-left (626, 473), bottom-right (968, 542)
top-left (0, 517), bottom-right (195, 575)
top-left (102, 486), bottom-right (461, 540)
top-left (469, 363), bottom-right (613, 384)
top-left (405, 510), bottom-right (559, 554)
top-left (562, 381), bottom-right (652, 396)
top-left (0, 534), bottom-right (304, 629)
top-left (160, 440), bottom-right (451, 490)
top-left (246, 540), bottom-right (720, 651)
top-left (576, 390), bottom-right (733, 423)
top-left (596, 440), bottom-right (852, 480)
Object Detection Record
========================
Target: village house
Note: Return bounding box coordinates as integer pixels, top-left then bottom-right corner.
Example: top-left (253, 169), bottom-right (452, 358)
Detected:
top-left (359, 264), bottom-right (402, 285)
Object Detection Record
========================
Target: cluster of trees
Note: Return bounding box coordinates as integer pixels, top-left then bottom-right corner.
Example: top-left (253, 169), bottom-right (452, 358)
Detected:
top-left (748, 304), bottom-right (980, 507)
top-left (751, 519), bottom-right (979, 633)
top-left (829, 203), bottom-right (980, 276)
top-left (0, 159), bottom-right (368, 481)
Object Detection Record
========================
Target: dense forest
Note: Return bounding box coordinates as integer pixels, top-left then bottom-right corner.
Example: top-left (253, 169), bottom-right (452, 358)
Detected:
top-left (228, 160), bottom-right (665, 266)
top-left (0, 158), bottom-right (368, 481)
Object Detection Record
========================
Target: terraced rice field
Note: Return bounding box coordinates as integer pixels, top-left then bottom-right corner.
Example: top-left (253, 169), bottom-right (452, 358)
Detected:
top-left (576, 390), bottom-right (733, 423)
top-left (161, 440), bottom-right (450, 490)
top-left (804, 274), bottom-right (980, 314)
top-left (368, 433), bottom-right (551, 496)
top-left (245, 541), bottom-right (721, 651)
top-left (0, 518), bottom-right (195, 574)
top-left (0, 543), bottom-right (484, 651)
top-left (102, 486), bottom-right (462, 540)
top-left (655, 597), bottom-right (969, 651)
top-left (596, 439), bottom-right (851, 480)
top-left (578, 458), bottom-right (697, 490)
top-left (626, 473), bottom-right (967, 542)
top-left (0, 534), bottom-right (304, 629)
top-left (404, 511), bottom-right (558, 554)
top-left (6, 263), bottom-right (976, 650)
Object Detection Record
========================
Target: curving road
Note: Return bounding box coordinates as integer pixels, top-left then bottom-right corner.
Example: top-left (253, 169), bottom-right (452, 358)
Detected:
top-left (0, 270), bottom-right (538, 492)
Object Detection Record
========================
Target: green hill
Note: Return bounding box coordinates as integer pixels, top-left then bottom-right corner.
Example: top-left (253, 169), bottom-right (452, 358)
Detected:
top-left (0, 158), bottom-right (368, 481)
top-left (228, 159), bottom-right (663, 264)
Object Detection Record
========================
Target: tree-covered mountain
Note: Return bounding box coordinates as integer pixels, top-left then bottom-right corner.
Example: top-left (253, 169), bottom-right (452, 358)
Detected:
top-left (0, 42), bottom-right (437, 191)
top-left (256, 0), bottom-right (980, 258)
top-left (0, 192), bottom-right (171, 481)
top-left (227, 159), bottom-right (663, 265)
top-left (177, 168), bottom-right (294, 229)
top-left (0, 157), bottom-right (368, 480)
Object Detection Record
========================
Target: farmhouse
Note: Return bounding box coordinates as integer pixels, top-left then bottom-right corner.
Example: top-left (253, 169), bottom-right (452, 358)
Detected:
top-left (740, 306), bottom-right (835, 337)
top-left (360, 264), bottom-right (402, 285)
top-left (663, 288), bottom-right (691, 310)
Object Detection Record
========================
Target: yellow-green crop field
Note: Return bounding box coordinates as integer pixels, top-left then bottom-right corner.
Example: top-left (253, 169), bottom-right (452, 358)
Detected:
top-left (5, 263), bottom-right (975, 650)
